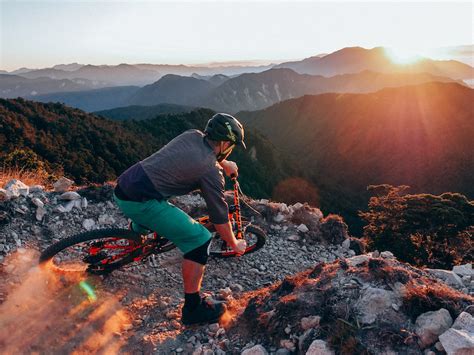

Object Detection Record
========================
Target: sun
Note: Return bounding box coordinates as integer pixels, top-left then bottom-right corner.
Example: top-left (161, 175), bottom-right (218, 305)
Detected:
top-left (385, 47), bottom-right (423, 65)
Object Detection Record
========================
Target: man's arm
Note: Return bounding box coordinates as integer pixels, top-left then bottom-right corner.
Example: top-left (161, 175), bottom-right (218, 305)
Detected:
top-left (214, 222), bottom-right (246, 256)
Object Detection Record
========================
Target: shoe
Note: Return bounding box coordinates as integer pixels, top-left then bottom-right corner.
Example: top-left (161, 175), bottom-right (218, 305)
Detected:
top-left (181, 297), bottom-right (226, 325)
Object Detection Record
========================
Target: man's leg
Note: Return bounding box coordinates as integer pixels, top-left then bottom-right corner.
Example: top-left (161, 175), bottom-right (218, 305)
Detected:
top-left (182, 259), bottom-right (205, 293)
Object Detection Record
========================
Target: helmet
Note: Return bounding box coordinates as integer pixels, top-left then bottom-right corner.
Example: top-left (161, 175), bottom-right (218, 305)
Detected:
top-left (204, 113), bottom-right (246, 149)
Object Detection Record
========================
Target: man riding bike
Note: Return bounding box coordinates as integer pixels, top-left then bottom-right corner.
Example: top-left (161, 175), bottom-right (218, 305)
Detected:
top-left (113, 113), bottom-right (247, 325)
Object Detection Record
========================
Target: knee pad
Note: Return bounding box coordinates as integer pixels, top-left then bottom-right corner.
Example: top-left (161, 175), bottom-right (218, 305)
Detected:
top-left (183, 238), bottom-right (212, 265)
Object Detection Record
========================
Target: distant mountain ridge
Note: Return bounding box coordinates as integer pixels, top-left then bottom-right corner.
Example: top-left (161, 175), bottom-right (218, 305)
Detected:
top-left (0, 74), bottom-right (109, 98)
top-left (30, 86), bottom-right (140, 112)
top-left (94, 103), bottom-right (195, 121)
top-left (275, 46), bottom-right (474, 80)
top-left (131, 68), bottom-right (461, 113)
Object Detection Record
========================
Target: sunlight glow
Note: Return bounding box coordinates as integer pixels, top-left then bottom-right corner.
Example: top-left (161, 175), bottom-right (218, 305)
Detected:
top-left (385, 47), bottom-right (424, 64)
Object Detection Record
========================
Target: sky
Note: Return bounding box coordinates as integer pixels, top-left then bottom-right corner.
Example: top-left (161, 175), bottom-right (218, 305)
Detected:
top-left (0, 0), bottom-right (472, 71)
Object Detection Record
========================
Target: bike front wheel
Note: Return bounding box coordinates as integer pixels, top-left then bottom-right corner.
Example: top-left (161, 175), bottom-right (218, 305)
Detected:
top-left (209, 224), bottom-right (267, 258)
top-left (39, 228), bottom-right (143, 274)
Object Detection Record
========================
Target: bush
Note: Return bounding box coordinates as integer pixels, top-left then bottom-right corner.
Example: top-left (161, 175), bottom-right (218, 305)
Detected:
top-left (359, 184), bottom-right (474, 268)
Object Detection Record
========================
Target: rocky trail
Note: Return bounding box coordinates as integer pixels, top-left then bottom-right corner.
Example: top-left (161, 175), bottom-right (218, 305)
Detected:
top-left (0, 178), bottom-right (473, 354)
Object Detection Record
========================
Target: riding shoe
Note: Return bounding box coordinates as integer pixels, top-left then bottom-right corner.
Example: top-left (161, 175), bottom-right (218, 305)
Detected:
top-left (181, 297), bottom-right (226, 325)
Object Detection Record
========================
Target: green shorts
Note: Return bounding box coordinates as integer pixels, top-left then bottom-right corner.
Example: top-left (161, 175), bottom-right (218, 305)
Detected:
top-left (113, 193), bottom-right (212, 254)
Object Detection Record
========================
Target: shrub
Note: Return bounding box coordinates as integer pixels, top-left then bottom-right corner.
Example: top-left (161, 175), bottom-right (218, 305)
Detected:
top-left (359, 184), bottom-right (474, 268)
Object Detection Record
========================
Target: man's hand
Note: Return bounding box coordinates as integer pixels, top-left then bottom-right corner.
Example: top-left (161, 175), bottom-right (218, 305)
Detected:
top-left (219, 160), bottom-right (238, 178)
top-left (233, 239), bottom-right (247, 256)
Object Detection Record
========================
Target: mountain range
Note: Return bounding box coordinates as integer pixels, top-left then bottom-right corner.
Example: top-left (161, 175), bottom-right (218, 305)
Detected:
top-left (29, 68), bottom-right (462, 113)
top-left (239, 81), bottom-right (474, 234)
top-left (0, 74), bottom-right (110, 98)
top-left (275, 46), bottom-right (474, 80)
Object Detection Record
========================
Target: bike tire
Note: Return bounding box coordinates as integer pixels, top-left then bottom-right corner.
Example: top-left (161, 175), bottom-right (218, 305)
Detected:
top-left (39, 228), bottom-right (143, 273)
top-left (209, 224), bottom-right (267, 258)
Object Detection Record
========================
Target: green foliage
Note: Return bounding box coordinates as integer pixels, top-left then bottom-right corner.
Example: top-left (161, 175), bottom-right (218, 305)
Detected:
top-left (359, 184), bottom-right (474, 268)
top-left (0, 98), bottom-right (293, 199)
top-left (3, 148), bottom-right (46, 171)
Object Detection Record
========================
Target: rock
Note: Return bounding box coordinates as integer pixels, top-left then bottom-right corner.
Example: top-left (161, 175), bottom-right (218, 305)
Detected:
top-left (59, 191), bottom-right (81, 200)
top-left (356, 287), bottom-right (396, 324)
top-left (287, 234), bottom-right (301, 242)
top-left (301, 315), bottom-right (321, 330)
top-left (5, 179), bottom-right (29, 198)
top-left (275, 349), bottom-right (291, 355)
top-left (297, 224), bottom-right (309, 233)
top-left (426, 269), bottom-right (464, 288)
top-left (0, 188), bottom-right (11, 201)
top-left (241, 344), bottom-right (268, 355)
top-left (98, 214), bottom-right (116, 225)
top-left (36, 207), bottom-right (46, 221)
top-left (53, 177), bottom-right (74, 192)
top-left (284, 326), bottom-right (291, 334)
top-left (347, 255), bottom-right (369, 267)
top-left (63, 201), bottom-right (76, 213)
top-left (229, 283), bottom-right (244, 293)
top-left (434, 341), bottom-right (444, 351)
top-left (439, 328), bottom-right (474, 355)
top-left (209, 323), bottom-right (220, 333)
top-left (381, 251), bottom-right (395, 259)
top-left (453, 264), bottom-right (473, 277)
top-left (452, 312), bottom-right (474, 333)
top-left (81, 197), bottom-right (88, 209)
top-left (29, 185), bottom-right (45, 193)
top-left (291, 202), bottom-right (304, 210)
top-left (273, 213), bottom-right (285, 223)
top-left (280, 340), bottom-right (296, 352)
top-left (55, 205), bottom-right (67, 213)
top-left (305, 340), bottom-right (335, 355)
top-left (415, 308), bottom-right (453, 348)
top-left (31, 197), bottom-right (44, 208)
top-left (341, 238), bottom-right (351, 250)
top-left (82, 219), bottom-right (96, 231)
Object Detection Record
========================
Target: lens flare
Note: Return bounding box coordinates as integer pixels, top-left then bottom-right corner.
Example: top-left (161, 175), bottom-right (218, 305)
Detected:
top-left (79, 280), bottom-right (97, 302)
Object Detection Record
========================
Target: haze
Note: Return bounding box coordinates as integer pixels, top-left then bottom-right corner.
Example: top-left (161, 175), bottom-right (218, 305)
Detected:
top-left (1, 0), bottom-right (473, 71)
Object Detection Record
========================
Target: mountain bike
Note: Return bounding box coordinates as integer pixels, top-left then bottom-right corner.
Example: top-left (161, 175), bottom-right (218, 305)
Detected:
top-left (39, 176), bottom-right (266, 275)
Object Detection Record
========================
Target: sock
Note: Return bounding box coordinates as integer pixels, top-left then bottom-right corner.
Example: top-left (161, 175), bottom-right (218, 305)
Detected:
top-left (184, 292), bottom-right (201, 310)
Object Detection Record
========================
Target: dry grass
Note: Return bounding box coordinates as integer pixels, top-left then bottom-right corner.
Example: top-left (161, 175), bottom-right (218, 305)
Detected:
top-left (0, 167), bottom-right (53, 189)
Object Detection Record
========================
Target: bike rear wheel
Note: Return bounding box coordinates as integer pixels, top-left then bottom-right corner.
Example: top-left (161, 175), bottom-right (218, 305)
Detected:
top-left (209, 224), bottom-right (267, 258)
top-left (39, 228), bottom-right (143, 274)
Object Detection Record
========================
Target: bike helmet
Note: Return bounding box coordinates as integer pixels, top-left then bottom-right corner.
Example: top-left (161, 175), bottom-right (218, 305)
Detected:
top-left (204, 113), bottom-right (246, 149)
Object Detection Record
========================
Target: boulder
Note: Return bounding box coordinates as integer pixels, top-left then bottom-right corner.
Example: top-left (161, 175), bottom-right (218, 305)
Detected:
top-left (426, 269), bottom-right (464, 288)
top-left (356, 286), bottom-right (396, 324)
top-left (415, 308), bottom-right (453, 348)
top-left (452, 264), bottom-right (473, 277)
top-left (439, 328), bottom-right (474, 355)
top-left (0, 188), bottom-right (11, 201)
top-left (36, 207), bottom-right (46, 221)
top-left (5, 179), bottom-right (29, 198)
top-left (31, 197), bottom-right (44, 208)
top-left (305, 340), bottom-right (334, 355)
top-left (452, 312), bottom-right (474, 333)
top-left (53, 177), bottom-right (74, 192)
top-left (59, 191), bottom-right (81, 200)
top-left (347, 255), bottom-right (369, 267)
top-left (297, 224), bottom-right (309, 233)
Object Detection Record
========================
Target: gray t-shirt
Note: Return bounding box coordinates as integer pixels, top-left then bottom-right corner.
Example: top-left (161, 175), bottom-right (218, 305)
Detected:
top-left (138, 129), bottom-right (229, 224)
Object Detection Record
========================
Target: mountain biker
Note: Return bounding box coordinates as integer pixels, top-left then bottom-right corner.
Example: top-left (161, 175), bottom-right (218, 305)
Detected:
top-left (113, 113), bottom-right (247, 325)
